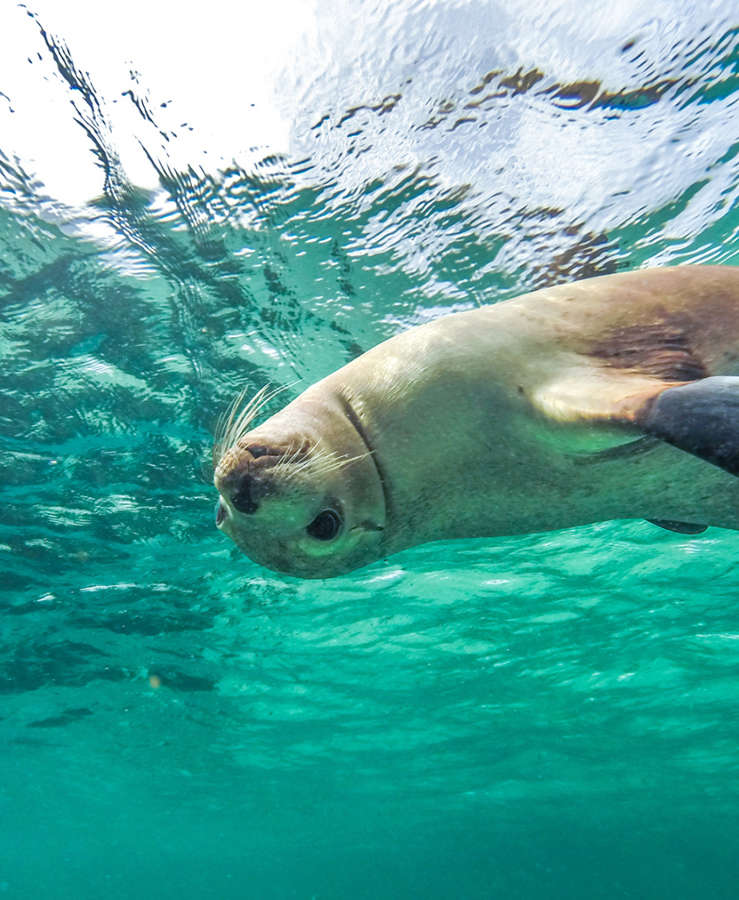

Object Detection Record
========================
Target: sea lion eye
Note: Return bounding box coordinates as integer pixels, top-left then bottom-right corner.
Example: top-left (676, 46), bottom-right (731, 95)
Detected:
top-left (306, 509), bottom-right (342, 541)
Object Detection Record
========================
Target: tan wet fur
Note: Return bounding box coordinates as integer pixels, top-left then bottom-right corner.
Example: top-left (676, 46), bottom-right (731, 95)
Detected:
top-left (214, 265), bottom-right (739, 578)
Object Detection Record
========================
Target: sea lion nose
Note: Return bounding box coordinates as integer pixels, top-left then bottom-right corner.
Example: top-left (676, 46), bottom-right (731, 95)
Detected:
top-left (237, 442), bottom-right (282, 460)
top-left (245, 445), bottom-right (275, 458)
top-left (215, 442), bottom-right (291, 516)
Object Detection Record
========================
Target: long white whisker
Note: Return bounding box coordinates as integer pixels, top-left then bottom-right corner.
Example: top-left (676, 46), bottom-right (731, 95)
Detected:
top-left (214, 380), bottom-right (301, 465)
top-left (275, 450), bottom-right (370, 483)
top-left (213, 386), bottom-right (251, 466)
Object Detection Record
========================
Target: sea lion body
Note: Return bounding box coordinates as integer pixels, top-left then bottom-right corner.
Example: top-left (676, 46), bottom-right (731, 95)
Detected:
top-left (214, 266), bottom-right (739, 578)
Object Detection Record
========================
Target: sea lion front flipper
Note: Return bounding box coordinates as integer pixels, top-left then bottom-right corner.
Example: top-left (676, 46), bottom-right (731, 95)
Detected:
top-left (533, 372), bottom-right (739, 475)
top-left (638, 377), bottom-right (739, 477)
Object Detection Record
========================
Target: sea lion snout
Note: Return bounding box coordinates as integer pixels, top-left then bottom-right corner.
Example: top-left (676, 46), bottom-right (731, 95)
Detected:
top-left (217, 442), bottom-right (283, 480)
top-left (215, 438), bottom-right (315, 517)
top-left (215, 444), bottom-right (283, 515)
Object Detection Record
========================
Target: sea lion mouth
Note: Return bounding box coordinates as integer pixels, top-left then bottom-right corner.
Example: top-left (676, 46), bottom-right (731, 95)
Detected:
top-left (215, 499), bottom-right (227, 527)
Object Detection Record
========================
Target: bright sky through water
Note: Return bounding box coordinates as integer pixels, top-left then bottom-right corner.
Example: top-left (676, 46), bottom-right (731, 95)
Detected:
top-left (0, 1), bottom-right (317, 205)
top-left (1, 0), bottom-right (736, 249)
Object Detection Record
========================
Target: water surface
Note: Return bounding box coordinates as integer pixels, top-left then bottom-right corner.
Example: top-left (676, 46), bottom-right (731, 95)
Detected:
top-left (1, 2), bottom-right (738, 898)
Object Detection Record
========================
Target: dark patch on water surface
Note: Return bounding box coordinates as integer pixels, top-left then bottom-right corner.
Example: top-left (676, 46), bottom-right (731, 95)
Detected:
top-left (529, 228), bottom-right (620, 288)
top-left (69, 602), bottom-right (216, 637)
top-left (27, 706), bottom-right (95, 728)
top-left (0, 640), bottom-right (128, 694)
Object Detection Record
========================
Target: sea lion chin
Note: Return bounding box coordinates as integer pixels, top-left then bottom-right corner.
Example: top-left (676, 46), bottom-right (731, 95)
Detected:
top-left (214, 265), bottom-right (739, 579)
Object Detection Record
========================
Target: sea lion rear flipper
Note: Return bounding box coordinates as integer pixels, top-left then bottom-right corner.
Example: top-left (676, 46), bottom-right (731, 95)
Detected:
top-left (646, 519), bottom-right (708, 534)
top-left (638, 377), bottom-right (739, 477)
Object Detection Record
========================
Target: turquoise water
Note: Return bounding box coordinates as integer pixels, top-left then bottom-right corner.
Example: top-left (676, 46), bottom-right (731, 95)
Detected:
top-left (1, 2), bottom-right (738, 897)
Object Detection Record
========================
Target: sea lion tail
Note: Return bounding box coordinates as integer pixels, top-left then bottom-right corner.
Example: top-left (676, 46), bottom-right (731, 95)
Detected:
top-left (639, 376), bottom-right (739, 477)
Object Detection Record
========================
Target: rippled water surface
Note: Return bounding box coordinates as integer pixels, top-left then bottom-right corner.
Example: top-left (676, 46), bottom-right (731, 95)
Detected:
top-left (1, 2), bottom-right (738, 898)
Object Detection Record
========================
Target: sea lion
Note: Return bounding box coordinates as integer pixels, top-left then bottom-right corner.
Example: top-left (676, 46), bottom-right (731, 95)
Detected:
top-left (213, 265), bottom-right (739, 578)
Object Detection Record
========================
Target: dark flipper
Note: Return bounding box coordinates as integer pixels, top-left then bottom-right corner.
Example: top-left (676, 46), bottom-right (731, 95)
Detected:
top-left (647, 519), bottom-right (707, 534)
top-left (640, 377), bottom-right (739, 477)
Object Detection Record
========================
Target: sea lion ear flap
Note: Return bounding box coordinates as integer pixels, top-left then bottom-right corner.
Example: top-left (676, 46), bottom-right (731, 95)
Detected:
top-left (636, 377), bottom-right (739, 477)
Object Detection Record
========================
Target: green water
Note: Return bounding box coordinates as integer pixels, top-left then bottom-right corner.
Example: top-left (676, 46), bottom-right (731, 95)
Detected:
top-left (1, 2), bottom-right (738, 898)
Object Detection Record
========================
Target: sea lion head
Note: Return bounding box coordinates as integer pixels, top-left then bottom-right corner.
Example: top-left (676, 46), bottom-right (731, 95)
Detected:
top-left (213, 386), bottom-right (386, 578)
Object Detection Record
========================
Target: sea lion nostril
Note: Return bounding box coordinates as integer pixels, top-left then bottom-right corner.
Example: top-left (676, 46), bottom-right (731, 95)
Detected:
top-left (247, 445), bottom-right (273, 458)
top-left (231, 475), bottom-right (259, 514)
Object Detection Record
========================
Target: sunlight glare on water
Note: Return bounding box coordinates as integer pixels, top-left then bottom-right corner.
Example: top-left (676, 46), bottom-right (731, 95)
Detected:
top-left (1, 1), bottom-right (738, 898)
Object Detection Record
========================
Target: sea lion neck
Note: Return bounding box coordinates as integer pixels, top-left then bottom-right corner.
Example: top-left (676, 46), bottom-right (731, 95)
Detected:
top-left (333, 391), bottom-right (393, 544)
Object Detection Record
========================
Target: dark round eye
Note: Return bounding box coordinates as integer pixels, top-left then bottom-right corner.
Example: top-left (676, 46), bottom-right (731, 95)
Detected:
top-left (306, 509), bottom-right (342, 541)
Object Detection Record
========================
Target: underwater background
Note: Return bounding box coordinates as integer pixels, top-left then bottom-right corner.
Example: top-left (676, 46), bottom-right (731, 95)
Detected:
top-left (1, 1), bottom-right (738, 897)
